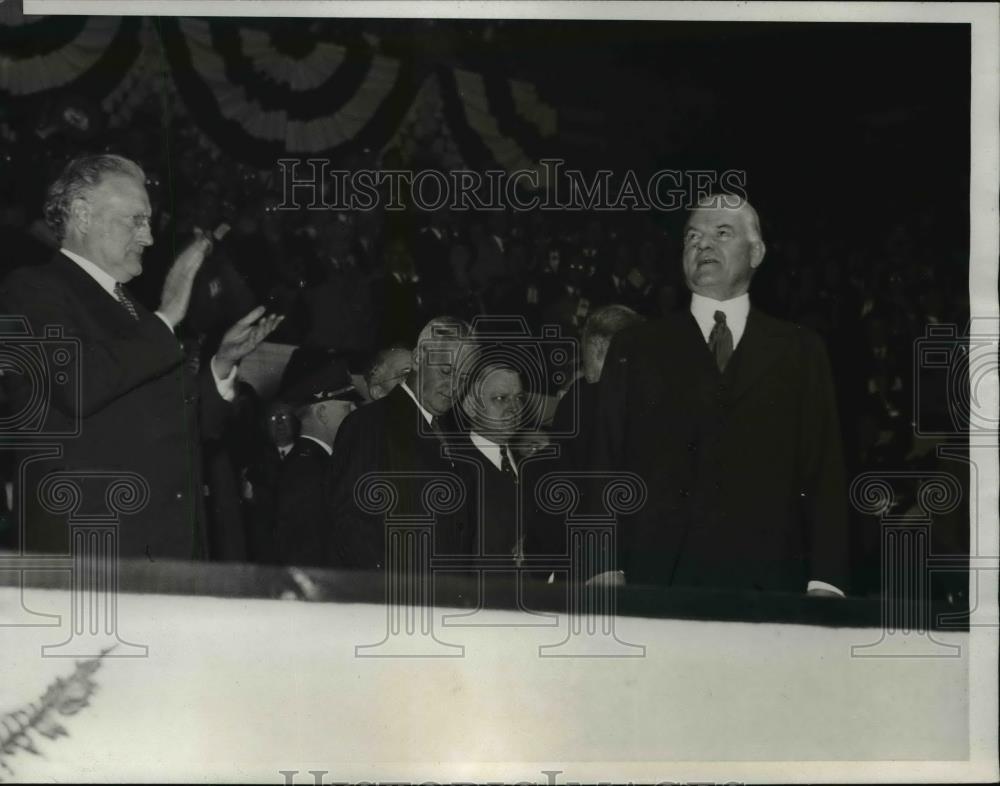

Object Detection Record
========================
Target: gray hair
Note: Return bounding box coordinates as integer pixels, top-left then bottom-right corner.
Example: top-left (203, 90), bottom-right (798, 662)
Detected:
top-left (365, 346), bottom-right (412, 386)
top-left (691, 193), bottom-right (764, 245)
top-left (414, 315), bottom-right (473, 348)
top-left (43, 154), bottom-right (145, 241)
top-left (582, 304), bottom-right (644, 347)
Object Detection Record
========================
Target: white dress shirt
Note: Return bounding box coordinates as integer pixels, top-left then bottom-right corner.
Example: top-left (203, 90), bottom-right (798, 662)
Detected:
top-left (689, 291), bottom-right (751, 348)
top-left (60, 248), bottom-right (237, 401)
top-left (300, 434), bottom-right (333, 456)
top-left (689, 290), bottom-right (844, 598)
top-left (469, 431), bottom-right (517, 477)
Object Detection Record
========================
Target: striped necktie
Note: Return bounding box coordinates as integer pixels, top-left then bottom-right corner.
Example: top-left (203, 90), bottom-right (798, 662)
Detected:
top-left (114, 282), bottom-right (139, 321)
top-left (500, 444), bottom-right (517, 482)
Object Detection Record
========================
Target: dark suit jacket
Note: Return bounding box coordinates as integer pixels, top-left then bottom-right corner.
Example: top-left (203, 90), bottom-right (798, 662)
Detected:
top-left (0, 253), bottom-right (228, 559)
top-left (449, 433), bottom-right (520, 562)
top-left (549, 376), bottom-right (600, 473)
top-left (325, 385), bottom-right (475, 570)
top-left (274, 436), bottom-right (331, 566)
top-left (591, 308), bottom-right (849, 593)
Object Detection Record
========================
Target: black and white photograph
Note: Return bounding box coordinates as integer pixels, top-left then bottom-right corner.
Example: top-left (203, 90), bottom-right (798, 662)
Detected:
top-left (0, 1), bottom-right (997, 782)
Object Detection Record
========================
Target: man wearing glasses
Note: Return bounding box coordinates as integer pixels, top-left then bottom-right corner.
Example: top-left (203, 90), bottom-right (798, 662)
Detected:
top-left (0, 154), bottom-right (281, 560)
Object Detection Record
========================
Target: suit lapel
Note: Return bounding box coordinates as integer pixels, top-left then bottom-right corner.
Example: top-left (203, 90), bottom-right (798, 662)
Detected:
top-left (678, 311), bottom-right (720, 378)
top-left (52, 254), bottom-right (148, 332)
top-left (726, 308), bottom-right (788, 402)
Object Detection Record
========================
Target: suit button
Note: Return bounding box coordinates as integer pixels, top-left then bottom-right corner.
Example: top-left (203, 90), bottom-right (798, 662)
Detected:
top-left (687, 441), bottom-right (697, 452)
top-left (175, 492), bottom-right (183, 500)
top-left (679, 488), bottom-right (690, 498)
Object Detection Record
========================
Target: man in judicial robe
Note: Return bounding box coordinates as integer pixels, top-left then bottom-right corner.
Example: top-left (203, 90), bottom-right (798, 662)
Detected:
top-left (591, 196), bottom-right (849, 595)
top-left (274, 359), bottom-right (361, 566)
top-left (325, 316), bottom-right (477, 570)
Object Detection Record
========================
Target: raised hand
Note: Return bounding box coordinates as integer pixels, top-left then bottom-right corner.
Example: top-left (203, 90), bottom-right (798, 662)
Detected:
top-left (158, 229), bottom-right (213, 327)
top-left (212, 306), bottom-right (285, 379)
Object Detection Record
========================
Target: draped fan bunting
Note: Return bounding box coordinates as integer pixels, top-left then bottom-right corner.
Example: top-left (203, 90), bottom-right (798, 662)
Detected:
top-left (0, 14), bottom-right (559, 176)
top-left (0, 12), bottom-right (142, 108)
top-left (156, 17), bottom-right (425, 167)
top-left (437, 66), bottom-right (558, 187)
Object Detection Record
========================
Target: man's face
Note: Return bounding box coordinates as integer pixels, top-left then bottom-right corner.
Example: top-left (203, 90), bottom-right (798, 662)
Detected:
top-left (266, 402), bottom-right (297, 447)
top-left (467, 368), bottom-right (525, 440)
top-left (414, 339), bottom-right (467, 417)
top-left (370, 349), bottom-right (412, 401)
top-left (682, 206), bottom-right (763, 300)
top-left (79, 174), bottom-right (154, 282)
top-left (317, 400), bottom-right (356, 443)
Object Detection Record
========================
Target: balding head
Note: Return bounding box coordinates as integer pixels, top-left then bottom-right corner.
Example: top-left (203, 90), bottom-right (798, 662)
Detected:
top-left (682, 194), bottom-right (766, 300)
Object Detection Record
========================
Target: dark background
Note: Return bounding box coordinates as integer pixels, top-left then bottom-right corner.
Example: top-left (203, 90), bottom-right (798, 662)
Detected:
top-left (0, 18), bottom-right (974, 600)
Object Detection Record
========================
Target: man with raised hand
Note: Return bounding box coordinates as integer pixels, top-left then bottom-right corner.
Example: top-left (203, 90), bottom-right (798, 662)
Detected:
top-left (0, 153), bottom-right (281, 560)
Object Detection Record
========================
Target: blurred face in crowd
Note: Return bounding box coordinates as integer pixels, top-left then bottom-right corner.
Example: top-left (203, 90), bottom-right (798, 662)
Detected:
top-left (312, 399), bottom-right (357, 444)
top-left (410, 337), bottom-right (469, 417)
top-left (464, 367), bottom-right (526, 442)
top-left (368, 349), bottom-right (412, 401)
top-left (70, 174), bottom-right (153, 282)
top-left (682, 201), bottom-right (765, 301)
top-left (266, 402), bottom-right (298, 448)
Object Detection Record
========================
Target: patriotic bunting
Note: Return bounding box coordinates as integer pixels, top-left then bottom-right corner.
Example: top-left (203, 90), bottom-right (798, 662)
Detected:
top-left (0, 15), bottom-right (558, 175)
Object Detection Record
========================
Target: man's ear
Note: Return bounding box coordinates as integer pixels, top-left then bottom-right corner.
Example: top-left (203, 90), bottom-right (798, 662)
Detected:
top-left (314, 402), bottom-right (328, 426)
top-left (750, 240), bottom-right (766, 270)
top-left (69, 197), bottom-right (91, 234)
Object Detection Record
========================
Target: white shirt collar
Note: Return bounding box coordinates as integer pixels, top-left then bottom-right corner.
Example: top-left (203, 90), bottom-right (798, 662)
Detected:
top-left (60, 248), bottom-right (118, 297)
top-left (398, 380), bottom-right (435, 426)
top-left (690, 292), bottom-right (751, 348)
top-left (469, 431), bottom-right (517, 477)
top-left (300, 434), bottom-right (333, 456)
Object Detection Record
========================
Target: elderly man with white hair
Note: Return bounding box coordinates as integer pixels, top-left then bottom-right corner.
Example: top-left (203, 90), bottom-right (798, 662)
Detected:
top-left (591, 194), bottom-right (849, 597)
top-left (0, 153), bottom-right (281, 560)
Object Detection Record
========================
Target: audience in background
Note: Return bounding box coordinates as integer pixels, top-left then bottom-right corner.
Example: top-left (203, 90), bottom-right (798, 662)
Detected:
top-left (0, 133), bottom-right (969, 600)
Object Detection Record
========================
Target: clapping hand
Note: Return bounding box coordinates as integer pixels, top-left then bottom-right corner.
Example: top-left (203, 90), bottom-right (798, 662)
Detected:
top-left (158, 229), bottom-right (213, 327)
top-left (211, 306), bottom-right (284, 379)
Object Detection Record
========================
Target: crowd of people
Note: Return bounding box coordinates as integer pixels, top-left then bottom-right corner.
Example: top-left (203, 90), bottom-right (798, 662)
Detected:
top-left (0, 142), bottom-right (971, 601)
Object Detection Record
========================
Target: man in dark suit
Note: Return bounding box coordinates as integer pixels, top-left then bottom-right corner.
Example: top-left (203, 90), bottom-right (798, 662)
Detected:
top-left (325, 316), bottom-right (476, 570)
top-left (456, 362), bottom-right (530, 562)
top-left (274, 358), bottom-right (361, 567)
top-left (0, 154), bottom-right (280, 560)
top-left (592, 196), bottom-right (849, 595)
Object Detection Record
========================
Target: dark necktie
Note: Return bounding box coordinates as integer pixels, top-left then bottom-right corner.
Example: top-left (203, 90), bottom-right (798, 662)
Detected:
top-left (114, 282), bottom-right (139, 321)
top-left (500, 445), bottom-right (516, 482)
top-left (708, 310), bottom-right (734, 372)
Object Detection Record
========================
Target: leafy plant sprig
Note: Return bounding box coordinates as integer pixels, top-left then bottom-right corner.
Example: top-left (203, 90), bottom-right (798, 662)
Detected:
top-left (0, 645), bottom-right (115, 780)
